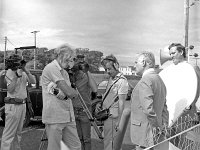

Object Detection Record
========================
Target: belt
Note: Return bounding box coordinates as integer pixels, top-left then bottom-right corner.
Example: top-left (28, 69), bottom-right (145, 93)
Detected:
top-left (4, 97), bottom-right (27, 104)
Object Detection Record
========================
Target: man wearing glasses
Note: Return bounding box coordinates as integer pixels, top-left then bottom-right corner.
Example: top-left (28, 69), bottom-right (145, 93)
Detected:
top-left (41, 44), bottom-right (81, 150)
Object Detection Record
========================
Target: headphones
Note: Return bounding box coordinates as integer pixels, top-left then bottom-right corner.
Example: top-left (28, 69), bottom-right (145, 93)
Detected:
top-left (103, 56), bottom-right (119, 71)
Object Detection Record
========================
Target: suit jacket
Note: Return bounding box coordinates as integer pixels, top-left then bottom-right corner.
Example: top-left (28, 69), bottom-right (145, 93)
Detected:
top-left (130, 69), bottom-right (169, 147)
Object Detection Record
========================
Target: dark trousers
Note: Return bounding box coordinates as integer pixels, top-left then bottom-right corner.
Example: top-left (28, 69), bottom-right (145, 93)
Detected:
top-left (74, 107), bottom-right (91, 150)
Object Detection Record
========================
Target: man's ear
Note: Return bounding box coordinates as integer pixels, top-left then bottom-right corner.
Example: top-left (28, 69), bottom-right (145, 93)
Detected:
top-left (113, 63), bottom-right (119, 70)
top-left (141, 59), bottom-right (146, 67)
top-left (180, 50), bottom-right (184, 56)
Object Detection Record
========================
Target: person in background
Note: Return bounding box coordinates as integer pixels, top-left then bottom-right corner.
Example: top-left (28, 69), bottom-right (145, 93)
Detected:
top-left (168, 43), bottom-right (200, 108)
top-left (96, 54), bottom-right (129, 150)
top-left (41, 44), bottom-right (81, 150)
top-left (71, 54), bottom-right (98, 150)
top-left (130, 51), bottom-right (169, 150)
top-left (168, 43), bottom-right (200, 126)
top-left (1, 54), bottom-right (36, 150)
top-left (168, 43), bottom-right (187, 65)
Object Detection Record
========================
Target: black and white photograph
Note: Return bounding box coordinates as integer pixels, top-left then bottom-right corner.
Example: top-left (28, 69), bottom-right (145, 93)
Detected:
top-left (0, 0), bottom-right (200, 150)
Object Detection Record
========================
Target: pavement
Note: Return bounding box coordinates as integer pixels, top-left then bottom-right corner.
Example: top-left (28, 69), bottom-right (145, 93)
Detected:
top-left (0, 101), bottom-right (135, 150)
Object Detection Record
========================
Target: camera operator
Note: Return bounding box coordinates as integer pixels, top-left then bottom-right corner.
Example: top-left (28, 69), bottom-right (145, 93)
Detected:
top-left (71, 54), bottom-right (98, 150)
top-left (1, 54), bottom-right (36, 150)
top-left (41, 44), bottom-right (81, 150)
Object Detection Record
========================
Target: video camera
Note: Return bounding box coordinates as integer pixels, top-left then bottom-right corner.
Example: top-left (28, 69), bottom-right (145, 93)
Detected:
top-left (71, 61), bottom-right (89, 73)
top-left (65, 61), bottom-right (89, 89)
top-left (71, 54), bottom-right (89, 73)
top-left (5, 54), bottom-right (26, 71)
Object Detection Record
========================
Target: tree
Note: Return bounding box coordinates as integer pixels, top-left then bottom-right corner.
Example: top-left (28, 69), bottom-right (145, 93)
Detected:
top-left (0, 47), bottom-right (104, 72)
top-left (22, 49), bottom-right (34, 62)
top-left (75, 49), bottom-right (103, 72)
top-left (86, 51), bottom-right (103, 72)
top-left (0, 52), bottom-right (4, 63)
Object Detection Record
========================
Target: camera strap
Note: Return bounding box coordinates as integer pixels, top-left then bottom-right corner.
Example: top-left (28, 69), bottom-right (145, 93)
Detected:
top-left (101, 74), bottom-right (123, 108)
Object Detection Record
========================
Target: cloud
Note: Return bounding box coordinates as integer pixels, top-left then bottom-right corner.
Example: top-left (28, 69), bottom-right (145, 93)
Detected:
top-left (0, 0), bottom-right (200, 66)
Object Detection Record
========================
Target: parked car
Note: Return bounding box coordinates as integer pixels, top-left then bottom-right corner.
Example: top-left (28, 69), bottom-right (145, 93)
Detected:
top-left (91, 75), bottom-right (141, 123)
top-left (94, 75), bottom-right (140, 101)
top-left (0, 69), bottom-right (141, 127)
top-left (0, 69), bottom-right (43, 126)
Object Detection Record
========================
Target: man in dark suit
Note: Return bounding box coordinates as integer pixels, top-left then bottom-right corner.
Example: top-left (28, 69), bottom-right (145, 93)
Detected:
top-left (130, 51), bottom-right (169, 150)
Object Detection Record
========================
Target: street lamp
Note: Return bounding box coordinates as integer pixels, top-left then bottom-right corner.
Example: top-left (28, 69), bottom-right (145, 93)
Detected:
top-left (31, 31), bottom-right (40, 69)
top-left (184, 0), bottom-right (190, 62)
top-left (184, 0), bottom-right (200, 62)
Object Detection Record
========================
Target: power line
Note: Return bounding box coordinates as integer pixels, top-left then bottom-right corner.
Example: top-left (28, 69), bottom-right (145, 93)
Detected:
top-left (4, 36), bottom-right (7, 66)
top-left (6, 37), bottom-right (17, 48)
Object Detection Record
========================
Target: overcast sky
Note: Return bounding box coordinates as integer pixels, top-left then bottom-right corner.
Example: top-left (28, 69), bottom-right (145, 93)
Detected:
top-left (0, 0), bottom-right (200, 66)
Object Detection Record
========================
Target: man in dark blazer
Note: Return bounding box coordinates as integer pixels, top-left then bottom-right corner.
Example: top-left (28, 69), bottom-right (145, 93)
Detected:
top-left (130, 51), bottom-right (169, 150)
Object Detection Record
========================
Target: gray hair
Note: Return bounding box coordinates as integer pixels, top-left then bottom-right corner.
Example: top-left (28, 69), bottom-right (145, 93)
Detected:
top-left (54, 43), bottom-right (76, 60)
top-left (138, 51), bottom-right (155, 68)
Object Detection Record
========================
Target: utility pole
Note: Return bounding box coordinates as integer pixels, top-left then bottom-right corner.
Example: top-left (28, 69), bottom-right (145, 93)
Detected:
top-left (4, 36), bottom-right (7, 67)
top-left (31, 31), bottom-right (40, 70)
top-left (184, 0), bottom-right (190, 62)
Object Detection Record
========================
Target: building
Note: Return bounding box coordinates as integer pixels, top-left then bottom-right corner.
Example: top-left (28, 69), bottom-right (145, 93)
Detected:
top-left (119, 66), bottom-right (133, 75)
top-left (99, 65), bottom-right (134, 75)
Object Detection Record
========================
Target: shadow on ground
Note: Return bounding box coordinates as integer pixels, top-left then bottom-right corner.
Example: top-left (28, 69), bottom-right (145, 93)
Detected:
top-left (0, 124), bottom-right (135, 150)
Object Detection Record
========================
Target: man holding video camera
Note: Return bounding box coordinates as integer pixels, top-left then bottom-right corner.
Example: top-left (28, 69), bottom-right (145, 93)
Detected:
top-left (71, 54), bottom-right (98, 150)
top-left (41, 44), bottom-right (81, 150)
top-left (1, 54), bottom-right (36, 150)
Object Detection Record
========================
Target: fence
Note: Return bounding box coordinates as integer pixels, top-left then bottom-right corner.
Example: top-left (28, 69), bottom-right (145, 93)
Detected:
top-left (143, 112), bottom-right (200, 150)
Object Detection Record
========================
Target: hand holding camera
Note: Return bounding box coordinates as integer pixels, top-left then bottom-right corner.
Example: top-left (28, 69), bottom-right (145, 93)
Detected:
top-left (95, 102), bottom-right (102, 114)
top-left (55, 89), bottom-right (67, 100)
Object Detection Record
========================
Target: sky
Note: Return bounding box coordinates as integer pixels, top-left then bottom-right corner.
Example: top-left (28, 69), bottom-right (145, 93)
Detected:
top-left (0, 0), bottom-right (200, 66)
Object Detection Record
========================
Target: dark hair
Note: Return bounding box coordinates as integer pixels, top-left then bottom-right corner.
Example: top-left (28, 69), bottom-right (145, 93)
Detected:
top-left (168, 43), bottom-right (186, 58)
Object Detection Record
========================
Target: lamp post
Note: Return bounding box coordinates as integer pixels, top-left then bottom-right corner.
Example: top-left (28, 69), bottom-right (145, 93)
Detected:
top-left (31, 31), bottom-right (40, 69)
top-left (184, 0), bottom-right (190, 62)
top-left (4, 36), bottom-right (7, 67)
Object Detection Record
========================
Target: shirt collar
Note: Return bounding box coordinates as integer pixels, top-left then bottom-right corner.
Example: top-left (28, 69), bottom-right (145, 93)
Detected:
top-left (53, 60), bottom-right (62, 71)
top-left (142, 68), bottom-right (155, 77)
top-left (177, 60), bottom-right (187, 65)
top-left (112, 72), bottom-right (123, 80)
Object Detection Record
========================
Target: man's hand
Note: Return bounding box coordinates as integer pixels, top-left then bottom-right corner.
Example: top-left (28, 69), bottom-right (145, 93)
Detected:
top-left (0, 70), bottom-right (6, 76)
top-left (115, 121), bottom-right (120, 131)
top-left (21, 66), bottom-right (29, 75)
top-left (20, 60), bottom-right (27, 72)
top-left (16, 69), bottom-right (23, 77)
top-left (56, 80), bottom-right (78, 100)
top-left (68, 89), bottom-right (78, 100)
top-left (56, 90), bottom-right (66, 100)
top-left (95, 102), bottom-right (102, 113)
